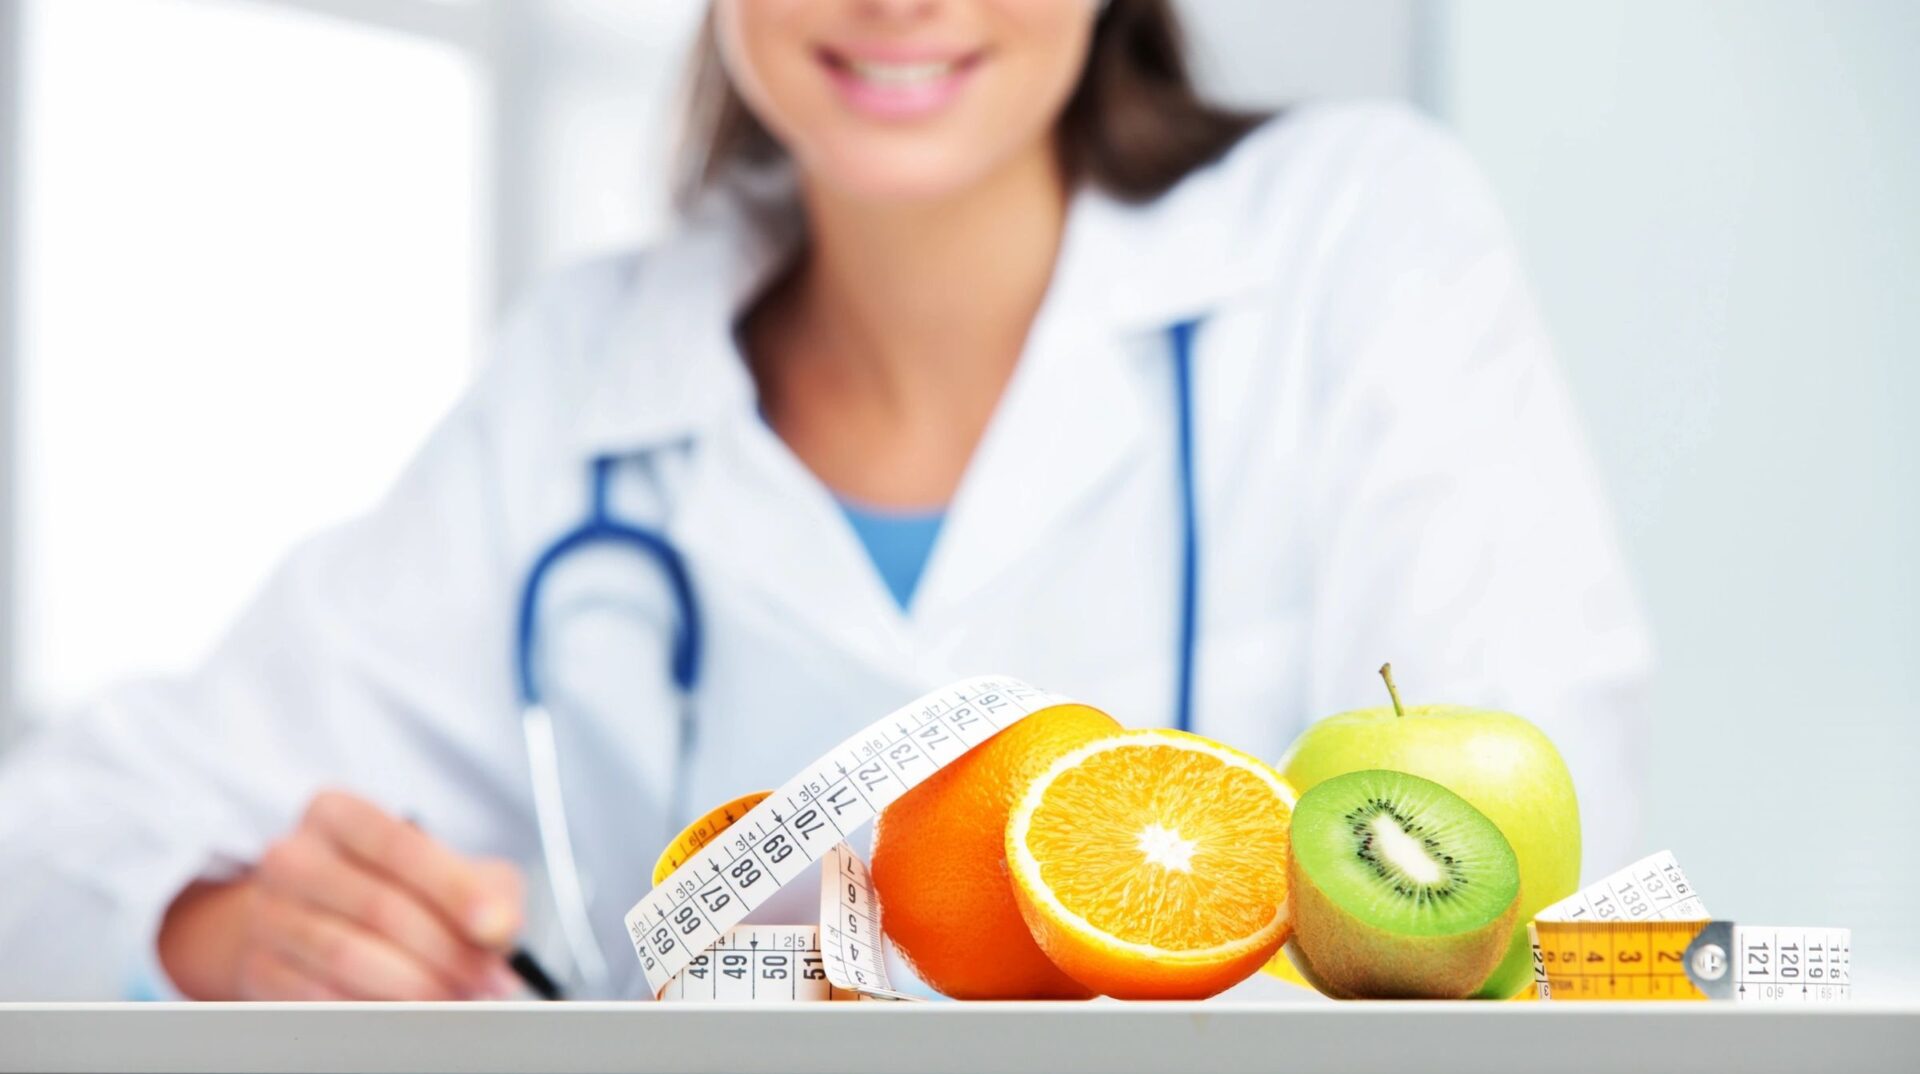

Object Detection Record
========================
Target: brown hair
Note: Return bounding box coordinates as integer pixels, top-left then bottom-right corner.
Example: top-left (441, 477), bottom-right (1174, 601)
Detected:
top-left (675, 0), bottom-right (1267, 209)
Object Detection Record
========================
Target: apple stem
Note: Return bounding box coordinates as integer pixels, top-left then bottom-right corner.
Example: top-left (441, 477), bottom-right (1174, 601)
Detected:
top-left (1379, 663), bottom-right (1406, 719)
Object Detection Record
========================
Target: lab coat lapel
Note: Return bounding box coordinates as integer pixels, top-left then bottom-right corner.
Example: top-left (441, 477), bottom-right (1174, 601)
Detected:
top-left (908, 314), bottom-right (1146, 625)
top-left (911, 175), bottom-right (1272, 625)
top-left (673, 410), bottom-right (912, 673)
top-left (910, 192), bottom-right (1159, 625)
top-left (572, 180), bottom-right (913, 676)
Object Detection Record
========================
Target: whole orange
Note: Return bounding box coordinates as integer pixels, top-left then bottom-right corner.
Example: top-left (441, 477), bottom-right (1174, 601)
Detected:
top-left (869, 703), bottom-right (1121, 999)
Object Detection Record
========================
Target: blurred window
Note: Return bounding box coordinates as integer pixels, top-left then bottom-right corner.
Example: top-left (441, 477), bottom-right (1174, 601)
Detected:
top-left (16, 0), bottom-right (482, 717)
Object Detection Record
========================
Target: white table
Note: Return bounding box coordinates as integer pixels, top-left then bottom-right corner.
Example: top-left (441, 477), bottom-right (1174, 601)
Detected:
top-left (2, 1001), bottom-right (1916, 1074)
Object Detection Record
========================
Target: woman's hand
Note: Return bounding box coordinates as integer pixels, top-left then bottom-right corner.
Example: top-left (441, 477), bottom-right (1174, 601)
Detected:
top-left (156, 790), bottom-right (526, 1000)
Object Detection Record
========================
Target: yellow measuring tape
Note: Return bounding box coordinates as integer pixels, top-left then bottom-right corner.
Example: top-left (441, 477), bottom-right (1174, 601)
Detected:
top-left (1535, 919), bottom-right (1712, 999)
top-left (1529, 851), bottom-right (1851, 1003)
top-left (650, 792), bottom-right (772, 888)
top-left (1534, 920), bottom-right (1853, 1002)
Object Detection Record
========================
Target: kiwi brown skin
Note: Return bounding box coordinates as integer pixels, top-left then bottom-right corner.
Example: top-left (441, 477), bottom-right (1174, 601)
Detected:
top-left (1287, 852), bottom-right (1519, 999)
top-left (1282, 938), bottom-right (1358, 1001)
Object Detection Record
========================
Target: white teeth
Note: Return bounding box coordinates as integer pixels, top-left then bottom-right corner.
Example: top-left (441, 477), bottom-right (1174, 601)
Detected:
top-left (846, 59), bottom-right (958, 86)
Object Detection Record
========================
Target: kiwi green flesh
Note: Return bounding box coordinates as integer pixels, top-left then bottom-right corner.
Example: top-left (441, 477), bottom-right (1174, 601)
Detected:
top-left (1292, 769), bottom-right (1519, 937)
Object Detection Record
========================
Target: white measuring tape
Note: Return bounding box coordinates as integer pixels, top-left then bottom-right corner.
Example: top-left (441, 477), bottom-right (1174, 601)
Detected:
top-left (627, 676), bottom-right (1070, 1001)
top-left (651, 846), bottom-right (901, 1002)
top-left (1529, 850), bottom-right (1852, 1002)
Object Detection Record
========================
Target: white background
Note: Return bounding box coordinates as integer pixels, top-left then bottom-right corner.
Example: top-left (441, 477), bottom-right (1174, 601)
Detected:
top-left (4, 0), bottom-right (1917, 990)
top-left (14, 0), bottom-right (480, 720)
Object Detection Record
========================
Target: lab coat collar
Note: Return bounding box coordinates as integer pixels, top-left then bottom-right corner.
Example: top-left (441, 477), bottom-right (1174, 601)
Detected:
top-left (565, 148), bottom-right (1277, 666)
top-left (572, 166), bottom-right (803, 455)
top-left (1043, 153), bottom-right (1280, 334)
top-left (570, 144), bottom-right (1276, 459)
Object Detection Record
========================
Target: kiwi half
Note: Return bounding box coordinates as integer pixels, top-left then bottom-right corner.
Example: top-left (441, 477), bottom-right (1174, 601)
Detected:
top-left (1288, 768), bottom-right (1520, 999)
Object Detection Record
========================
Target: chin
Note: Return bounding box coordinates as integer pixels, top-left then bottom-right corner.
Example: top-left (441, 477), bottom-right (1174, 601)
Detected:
top-left (799, 134), bottom-right (1028, 205)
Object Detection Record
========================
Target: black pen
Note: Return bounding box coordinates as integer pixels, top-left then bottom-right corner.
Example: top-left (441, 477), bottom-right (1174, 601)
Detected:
top-left (508, 948), bottom-right (564, 1000)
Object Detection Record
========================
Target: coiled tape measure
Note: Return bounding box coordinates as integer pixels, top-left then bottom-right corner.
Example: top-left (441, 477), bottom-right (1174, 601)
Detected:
top-left (627, 676), bottom-right (1068, 1001)
top-left (1529, 850), bottom-right (1852, 1002)
top-left (641, 788), bottom-right (912, 1001)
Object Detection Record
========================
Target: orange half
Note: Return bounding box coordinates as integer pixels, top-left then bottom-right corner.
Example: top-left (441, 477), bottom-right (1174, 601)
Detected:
top-left (1005, 729), bottom-right (1295, 999)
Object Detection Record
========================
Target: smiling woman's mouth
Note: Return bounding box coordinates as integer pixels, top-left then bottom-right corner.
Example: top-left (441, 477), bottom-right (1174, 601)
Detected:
top-left (817, 46), bottom-right (986, 119)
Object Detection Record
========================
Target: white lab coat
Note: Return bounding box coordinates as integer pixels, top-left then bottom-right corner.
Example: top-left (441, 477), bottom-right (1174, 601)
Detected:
top-left (0, 103), bottom-right (1652, 999)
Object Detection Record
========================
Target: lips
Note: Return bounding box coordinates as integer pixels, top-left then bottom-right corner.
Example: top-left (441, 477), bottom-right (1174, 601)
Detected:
top-left (817, 45), bottom-right (985, 120)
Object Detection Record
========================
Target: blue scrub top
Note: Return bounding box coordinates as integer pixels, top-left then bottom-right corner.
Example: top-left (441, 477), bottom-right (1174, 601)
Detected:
top-left (838, 498), bottom-right (946, 610)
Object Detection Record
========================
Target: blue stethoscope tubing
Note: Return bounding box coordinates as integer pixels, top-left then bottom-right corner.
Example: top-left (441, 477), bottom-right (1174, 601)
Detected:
top-left (511, 455), bottom-right (703, 995)
top-left (514, 319), bottom-right (1202, 995)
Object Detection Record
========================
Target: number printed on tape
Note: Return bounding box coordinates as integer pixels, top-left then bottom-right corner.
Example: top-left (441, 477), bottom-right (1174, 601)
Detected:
top-left (818, 844), bottom-right (917, 1000)
top-left (657, 925), bottom-right (849, 1002)
top-left (1541, 849), bottom-right (1709, 925)
top-left (627, 676), bottom-right (1067, 998)
top-left (1730, 926), bottom-right (1852, 1003)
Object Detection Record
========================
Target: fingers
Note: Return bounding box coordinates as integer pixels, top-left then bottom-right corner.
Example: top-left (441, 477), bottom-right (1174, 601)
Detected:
top-left (251, 888), bottom-right (464, 1001)
top-left (165, 791), bottom-right (532, 1001)
top-left (470, 858), bottom-right (527, 935)
top-left (302, 791), bottom-right (522, 948)
top-left (234, 947), bottom-right (348, 1002)
top-left (255, 832), bottom-right (510, 998)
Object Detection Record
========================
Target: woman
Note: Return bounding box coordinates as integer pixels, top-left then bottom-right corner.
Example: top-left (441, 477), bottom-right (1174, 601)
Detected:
top-left (0, 0), bottom-right (1649, 1000)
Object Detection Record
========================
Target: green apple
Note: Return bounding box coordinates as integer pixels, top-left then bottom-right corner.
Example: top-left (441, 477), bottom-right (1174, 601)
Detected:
top-left (1277, 664), bottom-right (1580, 999)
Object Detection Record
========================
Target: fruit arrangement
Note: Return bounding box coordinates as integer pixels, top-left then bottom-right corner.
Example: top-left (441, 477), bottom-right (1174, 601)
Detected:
top-left (869, 664), bottom-right (1578, 1001)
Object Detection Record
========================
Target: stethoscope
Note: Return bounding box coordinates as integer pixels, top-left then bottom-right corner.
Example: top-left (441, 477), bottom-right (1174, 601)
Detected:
top-left (514, 319), bottom-right (1202, 997)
